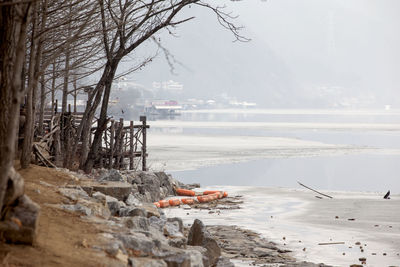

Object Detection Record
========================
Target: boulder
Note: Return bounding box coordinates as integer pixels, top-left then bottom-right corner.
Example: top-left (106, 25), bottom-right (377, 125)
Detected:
top-left (92, 191), bottom-right (107, 202)
top-left (59, 187), bottom-right (89, 201)
top-left (119, 207), bottom-right (147, 217)
top-left (106, 196), bottom-right (121, 216)
top-left (185, 249), bottom-right (204, 267)
top-left (187, 246), bottom-right (208, 266)
top-left (116, 232), bottom-right (160, 257)
top-left (154, 172), bottom-right (175, 198)
top-left (98, 169), bottom-right (126, 182)
top-left (125, 171), bottom-right (176, 203)
top-left (124, 217), bottom-right (150, 231)
top-left (92, 182), bottom-right (132, 201)
top-left (125, 193), bottom-right (141, 206)
top-left (167, 217), bottom-right (183, 233)
top-left (0, 195), bottom-right (40, 245)
top-left (162, 253), bottom-right (191, 267)
top-left (142, 203), bottom-right (160, 218)
top-left (187, 219), bottom-right (221, 266)
top-left (128, 257), bottom-right (167, 267)
top-left (164, 220), bottom-right (183, 238)
top-left (168, 237), bottom-right (187, 249)
top-left (215, 257), bottom-right (234, 267)
top-left (149, 216), bottom-right (166, 232)
top-left (61, 198), bottom-right (111, 219)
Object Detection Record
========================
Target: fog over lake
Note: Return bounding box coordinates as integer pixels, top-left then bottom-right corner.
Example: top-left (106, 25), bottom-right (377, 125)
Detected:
top-left (116, 1), bottom-right (400, 192)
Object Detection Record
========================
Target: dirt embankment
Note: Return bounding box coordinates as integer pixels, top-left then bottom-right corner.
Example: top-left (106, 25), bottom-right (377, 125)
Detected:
top-left (0, 164), bottom-right (121, 267)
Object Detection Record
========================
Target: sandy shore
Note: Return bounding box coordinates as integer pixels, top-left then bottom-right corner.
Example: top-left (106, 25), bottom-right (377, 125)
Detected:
top-left (164, 186), bottom-right (400, 266)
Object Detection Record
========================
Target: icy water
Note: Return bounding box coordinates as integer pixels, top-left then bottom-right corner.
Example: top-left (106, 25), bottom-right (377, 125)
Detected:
top-left (146, 109), bottom-right (400, 194)
top-left (146, 109), bottom-right (400, 266)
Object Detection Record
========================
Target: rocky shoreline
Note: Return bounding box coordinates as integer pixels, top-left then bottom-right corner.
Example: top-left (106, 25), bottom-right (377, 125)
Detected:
top-left (32, 168), bottom-right (329, 267)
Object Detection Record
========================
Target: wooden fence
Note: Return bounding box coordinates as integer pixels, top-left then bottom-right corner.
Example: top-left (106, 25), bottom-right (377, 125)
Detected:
top-left (92, 116), bottom-right (149, 171)
top-left (34, 101), bottom-right (149, 171)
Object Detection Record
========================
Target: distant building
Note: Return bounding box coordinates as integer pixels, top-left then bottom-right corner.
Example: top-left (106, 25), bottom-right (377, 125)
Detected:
top-left (144, 100), bottom-right (182, 115)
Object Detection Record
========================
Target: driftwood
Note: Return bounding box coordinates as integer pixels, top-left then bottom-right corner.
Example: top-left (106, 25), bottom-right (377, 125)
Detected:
top-left (318, 242), bottom-right (345, 245)
top-left (33, 143), bottom-right (57, 168)
top-left (297, 181), bottom-right (333, 199)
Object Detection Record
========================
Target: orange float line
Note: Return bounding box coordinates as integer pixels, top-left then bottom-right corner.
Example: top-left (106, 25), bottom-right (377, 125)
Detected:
top-left (169, 199), bottom-right (181, 206)
top-left (181, 198), bottom-right (195, 205)
top-left (176, 188), bottom-right (196, 196)
top-left (159, 200), bottom-right (170, 208)
top-left (197, 195), bottom-right (211, 203)
top-left (203, 190), bottom-right (221, 195)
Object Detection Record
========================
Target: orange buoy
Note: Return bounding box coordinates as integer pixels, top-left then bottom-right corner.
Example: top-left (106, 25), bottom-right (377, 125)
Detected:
top-left (159, 200), bottom-right (170, 208)
top-left (197, 195), bottom-right (211, 203)
top-left (181, 198), bottom-right (195, 205)
top-left (208, 193), bottom-right (219, 201)
top-left (222, 192), bottom-right (228, 198)
top-left (176, 188), bottom-right (196, 196)
top-left (169, 199), bottom-right (181, 206)
top-left (154, 202), bottom-right (161, 208)
top-left (203, 190), bottom-right (221, 195)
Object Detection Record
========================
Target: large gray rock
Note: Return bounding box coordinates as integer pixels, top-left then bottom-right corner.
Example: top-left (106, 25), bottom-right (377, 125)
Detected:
top-left (119, 207), bottom-right (147, 217)
top-left (98, 169), bottom-right (126, 182)
top-left (215, 257), bottom-right (234, 267)
top-left (188, 219), bottom-right (221, 266)
top-left (129, 257), bottom-right (167, 267)
top-left (92, 182), bottom-right (132, 201)
top-left (154, 172), bottom-right (175, 199)
top-left (162, 253), bottom-right (191, 267)
top-left (125, 193), bottom-right (141, 206)
top-left (59, 187), bottom-right (89, 201)
top-left (0, 195), bottom-right (40, 245)
top-left (106, 195), bottom-right (121, 216)
top-left (124, 217), bottom-right (150, 231)
top-left (149, 216), bottom-right (166, 232)
top-left (92, 191), bottom-right (107, 202)
top-left (125, 171), bottom-right (175, 203)
top-left (116, 232), bottom-right (160, 257)
top-left (168, 237), bottom-right (187, 249)
top-left (142, 203), bottom-right (160, 218)
top-left (61, 198), bottom-right (111, 218)
top-left (164, 220), bottom-right (183, 238)
top-left (187, 246), bottom-right (209, 266)
top-left (167, 217), bottom-right (183, 233)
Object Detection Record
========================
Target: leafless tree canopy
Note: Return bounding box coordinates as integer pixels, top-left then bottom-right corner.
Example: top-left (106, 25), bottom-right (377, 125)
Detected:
top-left (0, 0), bottom-right (244, 218)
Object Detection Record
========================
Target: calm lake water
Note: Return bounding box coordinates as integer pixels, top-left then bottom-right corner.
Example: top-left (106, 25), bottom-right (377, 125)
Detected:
top-left (147, 109), bottom-right (400, 194)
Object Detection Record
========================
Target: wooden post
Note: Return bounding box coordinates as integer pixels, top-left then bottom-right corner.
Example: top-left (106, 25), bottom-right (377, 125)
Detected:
top-left (68, 103), bottom-right (71, 113)
top-left (129, 121), bottom-right (134, 170)
top-left (109, 120), bottom-right (115, 169)
top-left (55, 99), bottom-right (58, 114)
top-left (115, 118), bottom-right (124, 169)
top-left (140, 116), bottom-right (147, 171)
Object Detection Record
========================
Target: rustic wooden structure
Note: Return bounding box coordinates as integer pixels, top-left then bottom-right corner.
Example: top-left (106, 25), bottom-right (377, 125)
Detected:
top-left (93, 116), bottom-right (149, 171)
top-left (32, 100), bottom-right (149, 171)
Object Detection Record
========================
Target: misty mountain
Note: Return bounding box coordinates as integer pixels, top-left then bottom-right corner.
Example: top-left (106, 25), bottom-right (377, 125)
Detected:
top-left (121, 1), bottom-right (400, 108)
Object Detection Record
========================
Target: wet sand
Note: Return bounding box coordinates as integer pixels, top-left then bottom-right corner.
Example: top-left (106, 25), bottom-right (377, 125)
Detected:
top-left (164, 186), bottom-right (400, 266)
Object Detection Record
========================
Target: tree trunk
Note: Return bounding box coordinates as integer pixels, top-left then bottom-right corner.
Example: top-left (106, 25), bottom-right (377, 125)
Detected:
top-left (83, 60), bottom-right (119, 173)
top-left (21, 2), bottom-right (38, 169)
top-left (0, 1), bottom-right (31, 212)
top-left (51, 60), bottom-right (56, 116)
top-left (36, 0), bottom-right (48, 137)
top-left (38, 73), bottom-right (45, 136)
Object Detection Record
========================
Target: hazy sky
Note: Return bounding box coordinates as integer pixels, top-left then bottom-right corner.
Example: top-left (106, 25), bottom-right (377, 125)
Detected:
top-left (124, 0), bottom-right (400, 108)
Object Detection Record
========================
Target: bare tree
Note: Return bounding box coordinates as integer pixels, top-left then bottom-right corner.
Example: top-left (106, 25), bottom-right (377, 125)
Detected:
top-left (0, 0), bottom-right (32, 217)
top-left (81, 0), bottom-right (244, 172)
